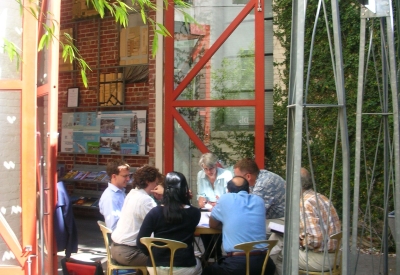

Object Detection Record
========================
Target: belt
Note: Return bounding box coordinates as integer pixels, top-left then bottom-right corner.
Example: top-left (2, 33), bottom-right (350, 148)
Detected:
top-left (112, 242), bottom-right (133, 247)
top-left (226, 250), bottom-right (267, 257)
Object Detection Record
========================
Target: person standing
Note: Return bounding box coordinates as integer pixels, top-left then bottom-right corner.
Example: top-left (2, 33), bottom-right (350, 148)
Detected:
top-left (99, 159), bottom-right (131, 230)
top-left (137, 171), bottom-right (202, 275)
top-left (111, 165), bottom-right (164, 272)
top-left (202, 176), bottom-right (276, 275)
top-left (197, 152), bottom-right (232, 260)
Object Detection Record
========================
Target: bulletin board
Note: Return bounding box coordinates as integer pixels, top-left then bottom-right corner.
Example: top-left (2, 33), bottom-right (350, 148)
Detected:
top-left (61, 110), bottom-right (147, 155)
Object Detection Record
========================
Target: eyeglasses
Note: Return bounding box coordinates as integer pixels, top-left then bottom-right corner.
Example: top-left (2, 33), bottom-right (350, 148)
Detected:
top-left (118, 174), bottom-right (131, 178)
top-left (202, 166), bottom-right (216, 172)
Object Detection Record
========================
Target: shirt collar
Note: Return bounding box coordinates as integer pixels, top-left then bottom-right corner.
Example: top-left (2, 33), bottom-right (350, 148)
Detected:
top-left (108, 182), bottom-right (125, 193)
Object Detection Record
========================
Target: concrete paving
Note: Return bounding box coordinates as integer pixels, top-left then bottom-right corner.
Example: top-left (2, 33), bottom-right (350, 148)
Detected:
top-left (57, 215), bottom-right (397, 274)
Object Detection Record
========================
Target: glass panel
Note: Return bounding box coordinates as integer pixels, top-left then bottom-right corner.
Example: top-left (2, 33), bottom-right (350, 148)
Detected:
top-left (264, 20), bottom-right (273, 53)
top-left (174, 106), bottom-right (255, 203)
top-left (37, 1), bottom-right (51, 86)
top-left (265, 55), bottom-right (273, 89)
top-left (0, 90), bottom-right (21, 266)
top-left (265, 0), bottom-right (273, 18)
top-left (176, 1), bottom-right (256, 100)
top-left (0, 2), bottom-right (22, 80)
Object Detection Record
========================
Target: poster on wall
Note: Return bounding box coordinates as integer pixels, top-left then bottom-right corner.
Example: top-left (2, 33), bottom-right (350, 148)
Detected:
top-left (61, 110), bottom-right (147, 155)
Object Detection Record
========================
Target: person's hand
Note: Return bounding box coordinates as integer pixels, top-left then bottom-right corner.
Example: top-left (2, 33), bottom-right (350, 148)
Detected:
top-left (151, 185), bottom-right (164, 201)
top-left (198, 196), bottom-right (207, 208)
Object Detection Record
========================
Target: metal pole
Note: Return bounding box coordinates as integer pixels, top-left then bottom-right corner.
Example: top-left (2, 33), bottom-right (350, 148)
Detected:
top-left (40, 156), bottom-right (44, 275)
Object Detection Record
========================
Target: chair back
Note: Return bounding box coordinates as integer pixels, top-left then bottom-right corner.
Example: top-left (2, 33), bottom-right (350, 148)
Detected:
top-left (97, 221), bottom-right (147, 275)
top-left (140, 237), bottom-right (188, 275)
top-left (97, 221), bottom-right (113, 265)
top-left (298, 231), bottom-right (342, 275)
top-left (233, 239), bottom-right (278, 275)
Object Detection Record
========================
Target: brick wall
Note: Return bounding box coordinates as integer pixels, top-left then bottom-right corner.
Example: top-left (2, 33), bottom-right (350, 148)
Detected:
top-left (58, 1), bottom-right (156, 173)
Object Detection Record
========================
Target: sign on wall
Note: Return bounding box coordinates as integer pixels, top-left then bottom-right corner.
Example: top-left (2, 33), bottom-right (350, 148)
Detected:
top-left (61, 110), bottom-right (147, 155)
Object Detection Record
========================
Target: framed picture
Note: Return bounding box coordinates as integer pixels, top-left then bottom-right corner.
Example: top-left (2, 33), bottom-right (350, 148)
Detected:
top-left (67, 87), bottom-right (79, 107)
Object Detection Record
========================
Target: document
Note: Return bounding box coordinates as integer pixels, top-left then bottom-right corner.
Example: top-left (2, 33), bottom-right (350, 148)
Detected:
top-left (269, 222), bottom-right (285, 234)
top-left (198, 211), bottom-right (211, 227)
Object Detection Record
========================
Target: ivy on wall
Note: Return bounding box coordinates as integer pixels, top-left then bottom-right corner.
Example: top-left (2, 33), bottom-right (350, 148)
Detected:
top-left (270, 0), bottom-right (397, 251)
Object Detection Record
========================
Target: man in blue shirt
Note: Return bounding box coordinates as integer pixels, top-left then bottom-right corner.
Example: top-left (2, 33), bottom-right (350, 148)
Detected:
top-left (202, 176), bottom-right (276, 275)
top-left (99, 159), bottom-right (130, 230)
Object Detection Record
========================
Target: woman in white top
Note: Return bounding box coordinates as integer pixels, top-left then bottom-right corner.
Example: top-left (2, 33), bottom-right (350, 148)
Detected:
top-left (196, 152), bottom-right (232, 260)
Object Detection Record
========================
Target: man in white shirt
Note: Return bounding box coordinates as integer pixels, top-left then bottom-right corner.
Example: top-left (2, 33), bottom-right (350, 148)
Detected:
top-left (111, 165), bottom-right (163, 273)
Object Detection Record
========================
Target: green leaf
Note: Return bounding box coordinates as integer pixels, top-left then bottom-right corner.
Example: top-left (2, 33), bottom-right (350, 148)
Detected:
top-left (81, 69), bottom-right (88, 88)
top-left (152, 35), bottom-right (158, 58)
top-left (38, 32), bottom-right (49, 51)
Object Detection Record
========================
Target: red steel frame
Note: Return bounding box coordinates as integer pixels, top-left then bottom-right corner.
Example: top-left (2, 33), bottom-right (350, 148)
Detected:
top-left (0, 1), bottom-right (38, 274)
top-left (0, 0), bottom-right (60, 274)
top-left (164, 0), bottom-right (265, 172)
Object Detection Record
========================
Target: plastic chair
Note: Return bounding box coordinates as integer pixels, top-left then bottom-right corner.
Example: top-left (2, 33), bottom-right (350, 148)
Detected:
top-left (140, 237), bottom-right (188, 275)
top-left (234, 240), bottom-right (278, 275)
top-left (233, 239), bottom-right (278, 275)
top-left (97, 221), bottom-right (147, 275)
top-left (298, 231), bottom-right (342, 275)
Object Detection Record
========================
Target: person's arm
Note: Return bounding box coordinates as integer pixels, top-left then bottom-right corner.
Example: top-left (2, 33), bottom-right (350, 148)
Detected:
top-left (252, 174), bottom-right (282, 215)
top-left (99, 194), bottom-right (121, 231)
top-left (209, 216), bottom-right (222, 230)
top-left (150, 185), bottom-right (164, 201)
top-left (136, 207), bottom-right (157, 255)
top-left (197, 170), bottom-right (208, 208)
top-left (299, 202), bottom-right (324, 250)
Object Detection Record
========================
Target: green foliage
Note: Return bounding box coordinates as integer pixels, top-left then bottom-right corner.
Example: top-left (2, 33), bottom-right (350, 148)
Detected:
top-left (2, 39), bottom-right (21, 71)
top-left (272, 0), bottom-right (397, 251)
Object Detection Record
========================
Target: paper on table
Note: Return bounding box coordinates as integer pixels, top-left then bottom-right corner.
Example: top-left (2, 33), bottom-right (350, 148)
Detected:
top-left (269, 222), bottom-right (285, 234)
top-left (198, 211), bottom-right (211, 227)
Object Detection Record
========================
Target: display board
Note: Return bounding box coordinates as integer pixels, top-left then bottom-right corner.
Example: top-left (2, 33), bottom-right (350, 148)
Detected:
top-left (61, 110), bottom-right (147, 155)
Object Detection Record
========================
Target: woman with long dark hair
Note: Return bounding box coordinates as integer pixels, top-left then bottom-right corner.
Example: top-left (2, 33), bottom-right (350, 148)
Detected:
top-left (137, 172), bottom-right (202, 275)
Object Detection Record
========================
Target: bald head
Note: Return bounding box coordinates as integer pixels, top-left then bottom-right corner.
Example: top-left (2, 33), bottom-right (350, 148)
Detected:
top-left (227, 176), bottom-right (250, 193)
top-left (300, 168), bottom-right (313, 191)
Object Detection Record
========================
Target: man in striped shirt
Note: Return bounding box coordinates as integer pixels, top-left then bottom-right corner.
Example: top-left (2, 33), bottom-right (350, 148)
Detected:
top-left (270, 168), bottom-right (341, 274)
top-left (298, 167), bottom-right (341, 271)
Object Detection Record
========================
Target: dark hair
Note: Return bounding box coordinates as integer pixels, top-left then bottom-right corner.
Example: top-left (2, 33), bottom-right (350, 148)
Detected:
top-left (162, 171), bottom-right (191, 224)
top-left (133, 165), bottom-right (162, 189)
top-left (233, 158), bottom-right (260, 177)
top-left (227, 176), bottom-right (250, 193)
top-left (106, 159), bottom-right (130, 178)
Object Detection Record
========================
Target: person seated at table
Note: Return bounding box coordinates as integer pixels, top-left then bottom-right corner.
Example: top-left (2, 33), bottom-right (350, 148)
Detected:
top-left (233, 158), bottom-right (286, 236)
top-left (197, 152), bottom-right (232, 260)
top-left (202, 176), bottom-right (276, 275)
top-left (270, 168), bottom-right (341, 274)
top-left (137, 171), bottom-right (202, 275)
top-left (110, 165), bottom-right (164, 275)
top-left (99, 159), bottom-right (131, 231)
